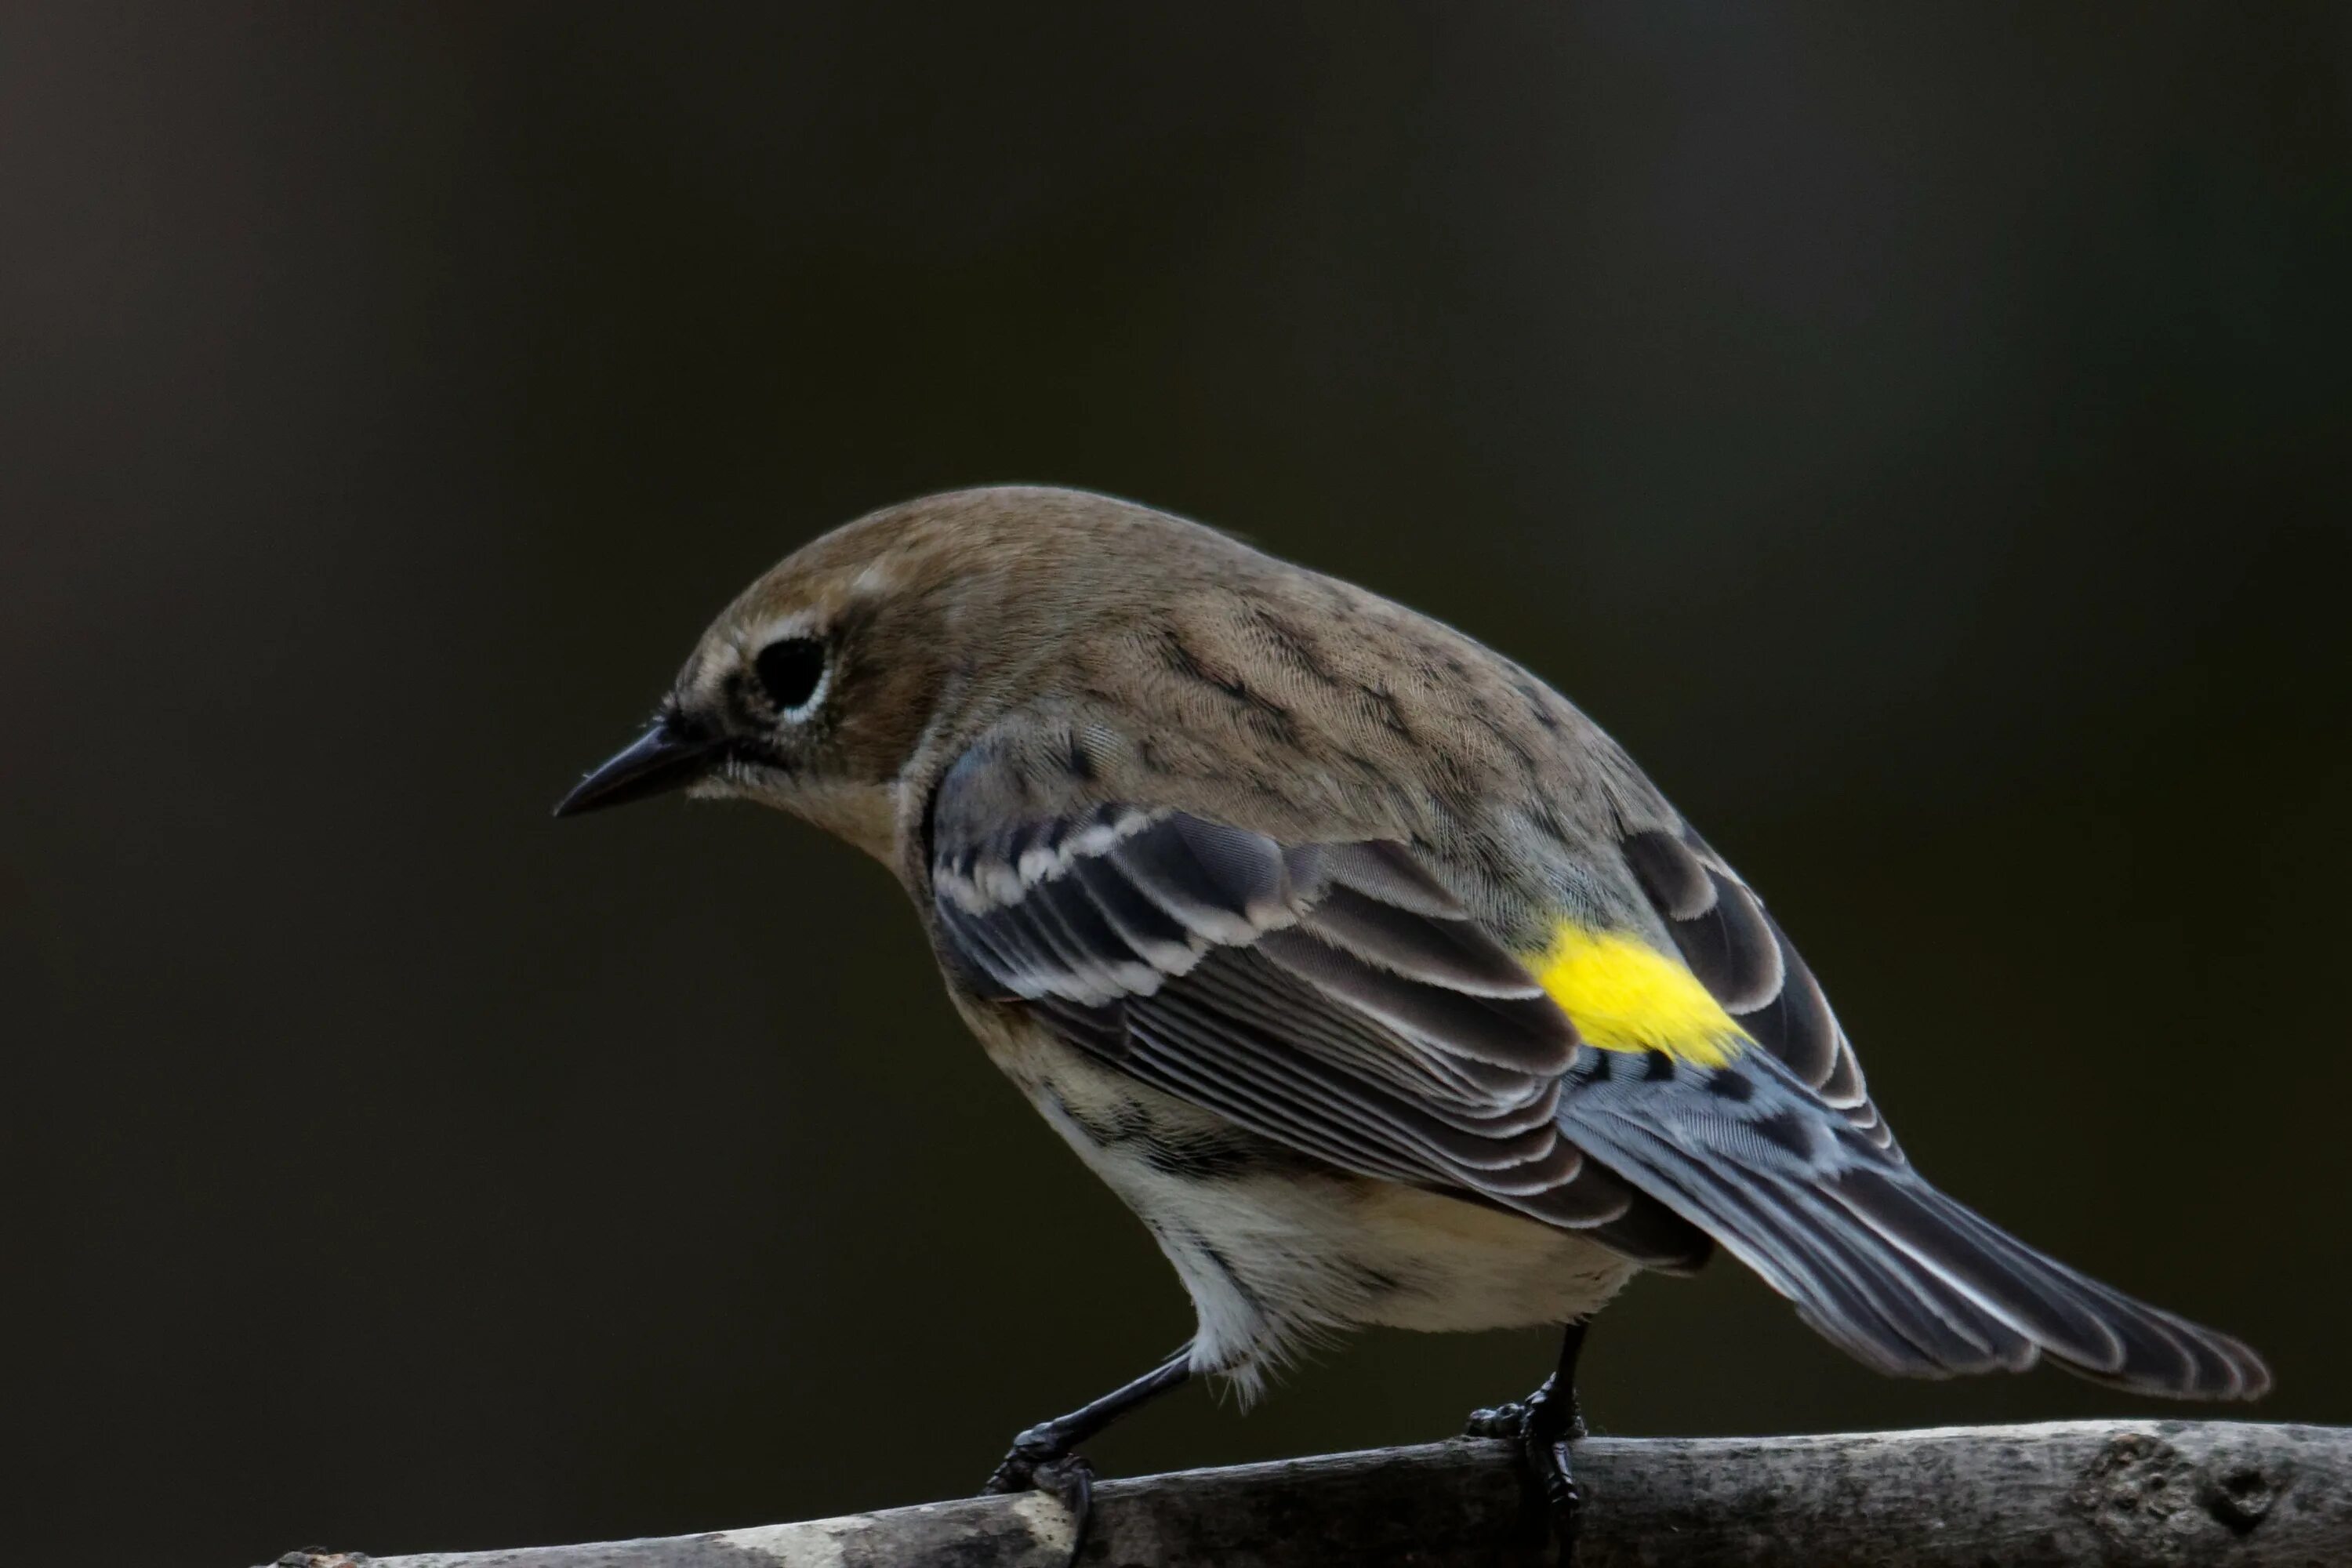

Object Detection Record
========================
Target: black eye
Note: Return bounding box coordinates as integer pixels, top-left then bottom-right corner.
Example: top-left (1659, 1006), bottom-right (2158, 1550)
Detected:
top-left (753, 636), bottom-right (828, 714)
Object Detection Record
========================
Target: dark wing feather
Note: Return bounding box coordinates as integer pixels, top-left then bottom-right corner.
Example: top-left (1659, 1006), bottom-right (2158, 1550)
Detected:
top-left (929, 750), bottom-right (2267, 1397)
top-left (1621, 826), bottom-right (1894, 1152)
top-left (1605, 822), bottom-right (2267, 1397)
top-left (1555, 1046), bottom-right (2269, 1396)
top-left (930, 786), bottom-right (1709, 1266)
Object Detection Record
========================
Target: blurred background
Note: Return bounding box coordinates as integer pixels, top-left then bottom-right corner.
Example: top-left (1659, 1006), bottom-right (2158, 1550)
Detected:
top-left (5, 3), bottom-right (2350, 1563)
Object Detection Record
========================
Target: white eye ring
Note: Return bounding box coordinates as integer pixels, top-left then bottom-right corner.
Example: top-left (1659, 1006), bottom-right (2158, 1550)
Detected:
top-left (753, 635), bottom-right (829, 720)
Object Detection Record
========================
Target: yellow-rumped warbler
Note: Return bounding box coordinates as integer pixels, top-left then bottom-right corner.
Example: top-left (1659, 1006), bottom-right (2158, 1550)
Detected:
top-left (557, 487), bottom-right (2267, 1557)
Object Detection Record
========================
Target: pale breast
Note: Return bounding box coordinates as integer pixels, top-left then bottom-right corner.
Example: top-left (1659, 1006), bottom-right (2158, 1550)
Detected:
top-left (960, 1002), bottom-right (1639, 1396)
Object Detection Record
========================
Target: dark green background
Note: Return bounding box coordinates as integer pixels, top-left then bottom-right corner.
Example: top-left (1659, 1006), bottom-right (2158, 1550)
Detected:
top-left (5, 5), bottom-right (2348, 1563)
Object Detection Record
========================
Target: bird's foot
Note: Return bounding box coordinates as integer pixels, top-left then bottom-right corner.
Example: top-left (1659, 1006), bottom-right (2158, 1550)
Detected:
top-left (984, 1422), bottom-right (1097, 1566)
top-left (1465, 1373), bottom-right (1585, 1562)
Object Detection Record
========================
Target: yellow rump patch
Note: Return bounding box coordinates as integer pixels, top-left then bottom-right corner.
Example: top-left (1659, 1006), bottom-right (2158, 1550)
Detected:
top-left (1526, 924), bottom-right (1748, 1068)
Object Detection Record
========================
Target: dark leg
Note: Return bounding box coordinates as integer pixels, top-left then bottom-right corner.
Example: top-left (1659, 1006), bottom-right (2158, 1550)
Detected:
top-left (1465, 1320), bottom-right (1589, 1561)
top-left (984, 1345), bottom-right (1192, 1565)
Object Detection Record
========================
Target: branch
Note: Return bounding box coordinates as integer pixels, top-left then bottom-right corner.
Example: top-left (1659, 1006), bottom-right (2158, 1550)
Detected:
top-left (274, 1420), bottom-right (2350, 1568)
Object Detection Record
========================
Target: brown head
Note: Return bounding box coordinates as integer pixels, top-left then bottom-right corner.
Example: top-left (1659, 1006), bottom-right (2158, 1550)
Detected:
top-left (551, 485), bottom-right (1252, 860)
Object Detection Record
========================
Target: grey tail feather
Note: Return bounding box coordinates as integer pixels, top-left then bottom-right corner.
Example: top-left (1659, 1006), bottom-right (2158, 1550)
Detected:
top-left (1560, 1060), bottom-right (2270, 1401)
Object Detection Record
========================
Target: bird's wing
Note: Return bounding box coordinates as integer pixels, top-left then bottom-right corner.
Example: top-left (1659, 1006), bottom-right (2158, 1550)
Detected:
top-left (924, 753), bottom-right (1707, 1266)
top-left (925, 746), bottom-right (2267, 1398)
top-left (1616, 821), bottom-right (1897, 1152)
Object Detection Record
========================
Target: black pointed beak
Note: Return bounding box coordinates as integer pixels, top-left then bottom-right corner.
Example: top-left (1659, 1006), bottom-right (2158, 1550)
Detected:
top-left (553, 715), bottom-right (724, 818)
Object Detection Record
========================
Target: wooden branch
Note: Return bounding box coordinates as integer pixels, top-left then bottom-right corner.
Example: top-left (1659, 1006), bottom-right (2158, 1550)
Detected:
top-left (273, 1420), bottom-right (2350, 1568)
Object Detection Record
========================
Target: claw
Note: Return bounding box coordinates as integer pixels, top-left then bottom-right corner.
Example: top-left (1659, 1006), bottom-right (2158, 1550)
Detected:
top-left (1035, 1454), bottom-right (1096, 1563)
top-left (983, 1427), bottom-right (1097, 1566)
top-left (977, 1347), bottom-right (1192, 1564)
top-left (982, 1422), bottom-right (1062, 1495)
top-left (1530, 1431), bottom-right (1581, 1560)
top-left (1465, 1368), bottom-right (1585, 1563)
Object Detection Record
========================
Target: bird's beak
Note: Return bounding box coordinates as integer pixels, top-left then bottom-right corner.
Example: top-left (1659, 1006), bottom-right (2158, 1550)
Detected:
top-left (553, 714), bottom-right (724, 818)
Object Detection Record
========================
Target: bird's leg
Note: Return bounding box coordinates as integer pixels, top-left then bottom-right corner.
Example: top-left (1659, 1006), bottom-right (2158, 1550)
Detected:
top-left (1465, 1319), bottom-right (1589, 1561)
top-left (984, 1344), bottom-right (1192, 1564)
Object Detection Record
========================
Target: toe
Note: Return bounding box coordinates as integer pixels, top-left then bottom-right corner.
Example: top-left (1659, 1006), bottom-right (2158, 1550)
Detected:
top-left (1033, 1454), bottom-right (1097, 1566)
top-left (1463, 1399), bottom-right (1529, 1439)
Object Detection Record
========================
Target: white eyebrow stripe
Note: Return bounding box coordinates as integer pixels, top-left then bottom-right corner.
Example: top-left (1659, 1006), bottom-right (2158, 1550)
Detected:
top-left (732, 607), bottom-right (827, 656)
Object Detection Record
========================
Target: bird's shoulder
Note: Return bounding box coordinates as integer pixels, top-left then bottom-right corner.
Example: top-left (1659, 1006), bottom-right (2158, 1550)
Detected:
top-left (1076, 567), bottom-right (1637, 783)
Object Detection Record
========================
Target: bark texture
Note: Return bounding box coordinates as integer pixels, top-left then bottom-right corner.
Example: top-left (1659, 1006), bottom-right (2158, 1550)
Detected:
top-left (270, 1419), bottom-right (2352, 1568)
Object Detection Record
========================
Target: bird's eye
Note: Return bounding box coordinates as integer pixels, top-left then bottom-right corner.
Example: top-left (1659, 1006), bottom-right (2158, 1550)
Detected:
top-left (754, 636), bottom-right (828, 717)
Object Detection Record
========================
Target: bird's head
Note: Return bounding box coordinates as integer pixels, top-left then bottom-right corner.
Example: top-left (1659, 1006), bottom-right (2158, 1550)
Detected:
top-left (554, 485), bottom-right (1204, 861)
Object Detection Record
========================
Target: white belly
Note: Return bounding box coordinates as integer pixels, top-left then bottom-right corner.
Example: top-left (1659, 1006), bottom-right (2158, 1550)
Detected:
top-left (967, 1006), bottom-right (1639, 1397)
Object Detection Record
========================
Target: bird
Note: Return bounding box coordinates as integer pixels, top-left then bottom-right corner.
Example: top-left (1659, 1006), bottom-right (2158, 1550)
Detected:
top-left (555, 485), bottom-right (2269, 1561)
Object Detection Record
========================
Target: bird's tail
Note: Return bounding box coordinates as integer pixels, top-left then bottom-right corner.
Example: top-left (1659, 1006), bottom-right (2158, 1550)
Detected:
top-left (1557, 1050), bottom-right (2270, 1399)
